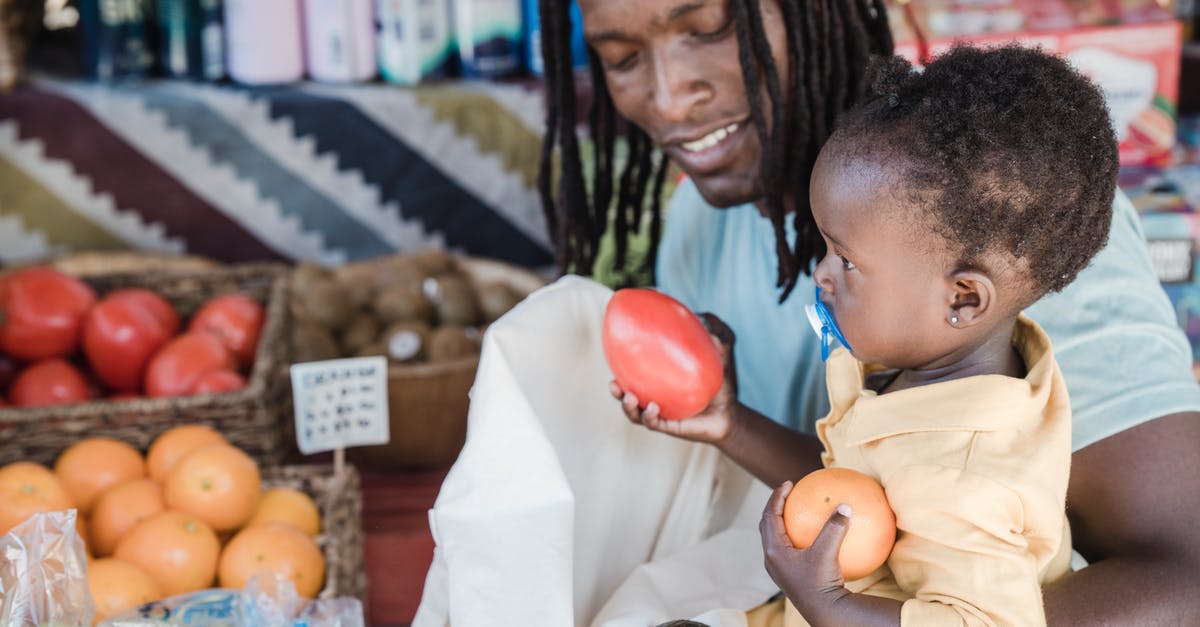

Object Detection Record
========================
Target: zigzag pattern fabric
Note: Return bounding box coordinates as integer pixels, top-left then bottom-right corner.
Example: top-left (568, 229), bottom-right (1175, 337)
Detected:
top-left (0, 78), bottom-right (554, 269)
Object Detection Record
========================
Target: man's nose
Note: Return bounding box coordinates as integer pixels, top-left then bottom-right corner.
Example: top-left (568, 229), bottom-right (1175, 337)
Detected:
top-left (649, 51), bottom-right (711, 123)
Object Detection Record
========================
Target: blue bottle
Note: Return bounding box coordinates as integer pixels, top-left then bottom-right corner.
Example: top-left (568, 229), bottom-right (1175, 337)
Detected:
top-left (155, 0), bottom-right (225, 80)
top-left (521, 0), bottom-right (586, 77)
top-left (77, 0), bottom-right (156, 80)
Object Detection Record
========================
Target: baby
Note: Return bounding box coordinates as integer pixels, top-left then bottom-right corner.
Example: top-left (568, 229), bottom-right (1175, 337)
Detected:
top-left (614, 44), bottom-right (1118, 626)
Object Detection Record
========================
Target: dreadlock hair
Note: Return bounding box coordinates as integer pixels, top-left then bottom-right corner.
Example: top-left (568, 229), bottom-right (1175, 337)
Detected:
top-left (537, 0), bottom-right (894, 300)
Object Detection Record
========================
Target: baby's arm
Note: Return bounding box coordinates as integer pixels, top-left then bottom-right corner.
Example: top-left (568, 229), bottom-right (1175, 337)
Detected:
top-left (612, 313), bottom-right (824, 487)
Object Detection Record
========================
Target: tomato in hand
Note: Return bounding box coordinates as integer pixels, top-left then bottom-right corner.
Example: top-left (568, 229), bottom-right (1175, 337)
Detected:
top-left (106, 288), bottom-right (180, 336)
top-left (0, 267), bottom-right (97, 361)
top-left (9, 359), bottom-right (92, 407)
top-left (190, 369), bottom-right (246, 394)
top-left (188, 294), bottom-right (264, 371)
top-left (602, 288), bottom-right (723, 420)
top-left (83, 294), bottom-right (174, 393)
top-left (144, 332), bottom-right (236, 398)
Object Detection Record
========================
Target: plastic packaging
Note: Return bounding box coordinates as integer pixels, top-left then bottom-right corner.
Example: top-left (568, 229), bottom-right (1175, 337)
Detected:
top-left (0, 510), bottom-right (94, 627)
top-left (99, 574), bottom-right (364, 627)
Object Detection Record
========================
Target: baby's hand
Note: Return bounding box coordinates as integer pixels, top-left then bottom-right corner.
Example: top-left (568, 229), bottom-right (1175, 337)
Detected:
top-left (760, 481), bottom-right (851, 617)
top-left (609, 313), bottom-right (739, 444)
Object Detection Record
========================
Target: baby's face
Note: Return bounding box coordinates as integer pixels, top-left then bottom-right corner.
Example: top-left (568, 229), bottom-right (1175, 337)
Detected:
top-left (808, 152), bottom-right (963, 370)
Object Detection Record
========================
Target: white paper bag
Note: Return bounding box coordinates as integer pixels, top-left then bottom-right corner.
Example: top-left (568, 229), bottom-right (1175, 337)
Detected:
top-left (414, 276), bottom-right (777, 627)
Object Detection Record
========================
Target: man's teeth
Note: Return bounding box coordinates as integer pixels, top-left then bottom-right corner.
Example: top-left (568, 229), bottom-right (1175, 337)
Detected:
top-left (682, 123), bottom-right (740, 153)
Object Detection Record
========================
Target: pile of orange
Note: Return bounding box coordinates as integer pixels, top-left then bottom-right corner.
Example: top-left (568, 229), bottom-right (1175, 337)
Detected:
top-left (0, 425), bottom-right (325, 625)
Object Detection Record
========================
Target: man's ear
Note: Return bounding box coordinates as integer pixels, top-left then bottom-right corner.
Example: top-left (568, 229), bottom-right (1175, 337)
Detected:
top-left (945, 269), bottom-right (996, 328)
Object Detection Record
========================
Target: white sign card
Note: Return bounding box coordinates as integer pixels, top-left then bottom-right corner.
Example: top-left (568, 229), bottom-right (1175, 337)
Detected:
top-left (290, 356), bottom-right (390, 455)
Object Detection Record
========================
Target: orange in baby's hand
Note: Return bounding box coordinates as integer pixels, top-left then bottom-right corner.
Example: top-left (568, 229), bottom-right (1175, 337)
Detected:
top-left (783, 467), bottom-right (896, 580)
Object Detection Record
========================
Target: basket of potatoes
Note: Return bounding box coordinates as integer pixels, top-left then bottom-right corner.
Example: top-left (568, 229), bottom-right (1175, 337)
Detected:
top-left (289, 250), bottom-right (547, 469)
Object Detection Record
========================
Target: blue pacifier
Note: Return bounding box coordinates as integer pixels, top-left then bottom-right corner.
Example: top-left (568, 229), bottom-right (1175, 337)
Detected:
top-left (805, 286), bottom-right (852, 362)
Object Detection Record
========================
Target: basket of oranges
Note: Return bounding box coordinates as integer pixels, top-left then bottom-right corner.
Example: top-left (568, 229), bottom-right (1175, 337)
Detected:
top-left (0, 259), bottom-right (294, 466)
top-left (0, 426), bottom-right (365, 624)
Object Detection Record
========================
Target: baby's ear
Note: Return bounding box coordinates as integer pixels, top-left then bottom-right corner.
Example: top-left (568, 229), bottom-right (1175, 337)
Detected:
top-left (945, 269), bottom-right (997, 329)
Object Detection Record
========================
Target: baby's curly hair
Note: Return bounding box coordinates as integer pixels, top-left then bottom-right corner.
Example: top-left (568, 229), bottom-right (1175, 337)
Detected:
top-left (827, 44), bottom-right (1118, 302)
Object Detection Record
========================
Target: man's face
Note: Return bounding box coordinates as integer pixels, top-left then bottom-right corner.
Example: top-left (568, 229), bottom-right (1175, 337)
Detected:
top-left (578, 0), bottom-right (789, 208)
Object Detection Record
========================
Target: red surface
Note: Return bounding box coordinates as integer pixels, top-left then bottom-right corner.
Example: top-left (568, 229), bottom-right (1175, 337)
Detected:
top-left (360, 466), bottom-right (449, 627)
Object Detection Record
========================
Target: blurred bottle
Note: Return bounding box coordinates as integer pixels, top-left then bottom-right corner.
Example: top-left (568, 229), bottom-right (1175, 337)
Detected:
top-left (302, 0), bottom-right (377, 82)
top-left (77, 0), bottom-right (156, 80)
top-left (223, 0), bottom-right (303, 84)
top-left (454, 0), bottom-right (522, 79)
top-left (521, 0), bottom-right (586, 77)
top-left (376, 0), bottom-right (454, 85)
top-left (155, 0), bottom-right (225, 80)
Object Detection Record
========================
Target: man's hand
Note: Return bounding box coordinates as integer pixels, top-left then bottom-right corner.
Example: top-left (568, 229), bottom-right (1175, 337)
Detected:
top-left (610, 313), bottom-right (740, 444)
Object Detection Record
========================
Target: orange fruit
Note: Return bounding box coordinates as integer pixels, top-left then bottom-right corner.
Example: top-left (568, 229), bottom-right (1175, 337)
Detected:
top-left (782, 467), bottom-right (896, 580)
top-left (146, 424), bottom-right (226, 483)
top-left (0, 461), bottom-right (74, 537)
top-left (245, 487), bottom-right (321, 537)
top-left (163, 443), bottom-right (260, 532)
top-left (88, 558), bottom-right (162, 625)
top-left (90, 478), bottom-right (166, 556)
top-left (218, 523), bottom-right (325, 599)
top-left (113, 511), bottom-right (220, 597)
top-left (54, 438), bottom-right (146, 514)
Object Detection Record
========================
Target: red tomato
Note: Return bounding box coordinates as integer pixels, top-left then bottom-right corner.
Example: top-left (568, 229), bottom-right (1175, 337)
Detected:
top-left (106, 288), bottom-right (180, 336)
top-left (143, 332), bottom-right (236, 398)
top-left (83, 295), bottom-right (173, 393)
top-left (188, 294), bottom-right (264, 371)
top-left (0, 267), bottom-right (97, 361)
top-left (601, 288), bottom-right (723, 420)
top-left (190, 369), bottom-right (246, 394)
top-left (9, 359), bottom-right (91, 407)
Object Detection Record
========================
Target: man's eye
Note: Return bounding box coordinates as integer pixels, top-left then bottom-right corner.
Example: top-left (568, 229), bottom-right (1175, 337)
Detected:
top-left (694, 18), bottom-right (733, 41)
top-left (604, 53), bottom-right (638, 71)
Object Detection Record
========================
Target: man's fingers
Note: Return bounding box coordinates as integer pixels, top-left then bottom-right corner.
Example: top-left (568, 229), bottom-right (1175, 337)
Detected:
top-left (698, 312), bottom-right (736, 347)
top-left (609, 380), bottom-right (623, 400)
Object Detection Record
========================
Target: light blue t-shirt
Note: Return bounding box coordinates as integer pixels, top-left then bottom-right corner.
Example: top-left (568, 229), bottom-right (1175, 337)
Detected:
top-left (656, 179), bottom-right (1200, 451)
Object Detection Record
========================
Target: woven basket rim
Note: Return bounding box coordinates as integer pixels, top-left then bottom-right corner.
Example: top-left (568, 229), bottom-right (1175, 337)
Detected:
top-left (0, 262), bottom-right (288, 425)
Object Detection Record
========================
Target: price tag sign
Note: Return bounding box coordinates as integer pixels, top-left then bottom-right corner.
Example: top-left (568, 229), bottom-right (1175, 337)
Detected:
top-left (290, 357), bottom-right (390, 455)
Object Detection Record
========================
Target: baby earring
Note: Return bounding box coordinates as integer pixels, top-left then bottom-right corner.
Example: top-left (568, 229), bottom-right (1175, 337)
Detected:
top-left (949, 313), bottom-right (959, 326)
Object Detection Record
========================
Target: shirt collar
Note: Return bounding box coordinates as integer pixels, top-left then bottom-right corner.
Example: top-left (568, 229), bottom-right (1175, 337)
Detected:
top-left (824, 315), bottom-right (1062, 447)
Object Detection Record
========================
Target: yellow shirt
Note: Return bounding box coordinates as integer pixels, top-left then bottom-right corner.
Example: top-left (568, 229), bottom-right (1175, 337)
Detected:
top-left (748, 316), bottom-right (1073, 627)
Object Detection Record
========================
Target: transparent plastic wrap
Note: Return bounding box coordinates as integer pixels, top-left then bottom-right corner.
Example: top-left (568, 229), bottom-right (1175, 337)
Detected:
top-left (99, 574), bottom-right (364, 627)
top-left (0, 509), bottom-right (94, 627)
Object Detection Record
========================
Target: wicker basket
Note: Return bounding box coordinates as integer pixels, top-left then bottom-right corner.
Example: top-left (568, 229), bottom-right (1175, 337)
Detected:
top-left (0, 262), bottom-right (294, 466)
top-left (261, 463), bottom-right (367, 602)
top-left (290, 254), bottom-right (547, 470)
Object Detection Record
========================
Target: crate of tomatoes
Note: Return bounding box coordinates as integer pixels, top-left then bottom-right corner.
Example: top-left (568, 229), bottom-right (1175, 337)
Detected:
top-left (0, 260), bottom-right (293, 466)
top-left (0, 427), bottom-right (365, 624)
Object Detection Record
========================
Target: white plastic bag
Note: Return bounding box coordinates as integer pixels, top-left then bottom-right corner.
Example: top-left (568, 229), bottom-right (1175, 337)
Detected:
top-left (0, 509), bottom-right (94, 627)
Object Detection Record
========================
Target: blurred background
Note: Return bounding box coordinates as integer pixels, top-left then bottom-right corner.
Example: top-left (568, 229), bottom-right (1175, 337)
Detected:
top-left (3, 1), bottom-right (1200, 625)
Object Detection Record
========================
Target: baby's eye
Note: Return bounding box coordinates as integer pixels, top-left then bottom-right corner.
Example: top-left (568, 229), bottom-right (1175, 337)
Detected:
top-left (840, 255), bottom-right (856, 271)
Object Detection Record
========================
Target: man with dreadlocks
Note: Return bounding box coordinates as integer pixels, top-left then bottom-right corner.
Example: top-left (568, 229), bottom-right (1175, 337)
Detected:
top-left (415, 0), bottom-right (1200, 624)
top-left (544, 0), bottom-right (1200, 622)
